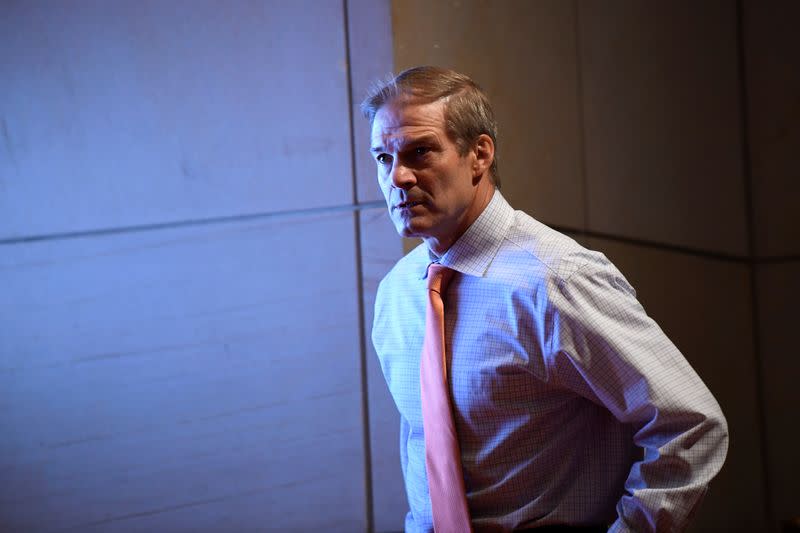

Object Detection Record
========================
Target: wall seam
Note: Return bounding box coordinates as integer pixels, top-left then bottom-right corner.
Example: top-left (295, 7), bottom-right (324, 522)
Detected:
top-left (555, 225), bottom-right (749, 263)
top-left (734, 0), bottom-right (773, 529)
top-left (572, 0), bottom-right (590, 238)
top-left (0, 201), bottom-right (386, 246)
top-left (342, 0), bottom-right (375, 531)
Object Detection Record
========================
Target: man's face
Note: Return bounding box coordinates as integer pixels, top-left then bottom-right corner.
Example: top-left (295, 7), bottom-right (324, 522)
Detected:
top-left (370, 99), bottom-right (487, 254)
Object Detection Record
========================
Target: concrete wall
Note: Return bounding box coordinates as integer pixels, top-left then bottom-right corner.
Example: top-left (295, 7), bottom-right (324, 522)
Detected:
top-left (0, 1), bottom-right (397, 531)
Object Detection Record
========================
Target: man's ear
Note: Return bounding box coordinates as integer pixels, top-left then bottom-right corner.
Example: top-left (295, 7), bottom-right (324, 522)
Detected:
top-left (472, 134), bottom-right (495, 178)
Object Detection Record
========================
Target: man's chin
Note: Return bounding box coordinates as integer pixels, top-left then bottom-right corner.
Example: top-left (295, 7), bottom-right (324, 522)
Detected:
top-left (395, 222), bottom-right (430, 240)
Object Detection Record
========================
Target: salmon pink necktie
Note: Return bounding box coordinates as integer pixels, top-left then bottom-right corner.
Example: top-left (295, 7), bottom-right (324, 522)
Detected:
top-left (420, 263), bottom-right (473, 533)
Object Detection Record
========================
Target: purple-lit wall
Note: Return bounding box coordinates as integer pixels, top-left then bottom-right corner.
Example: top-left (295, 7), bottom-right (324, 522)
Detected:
top-left (1, 1), bottom-right (396, 531)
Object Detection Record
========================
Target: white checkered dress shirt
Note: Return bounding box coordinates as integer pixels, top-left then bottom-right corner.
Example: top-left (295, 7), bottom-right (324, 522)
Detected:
top-left (372, 190), bottom-right (728, 532)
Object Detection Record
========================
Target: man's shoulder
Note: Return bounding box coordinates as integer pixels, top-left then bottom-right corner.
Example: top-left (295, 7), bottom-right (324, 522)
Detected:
top-left (497, 210), bottom-right (601, 283)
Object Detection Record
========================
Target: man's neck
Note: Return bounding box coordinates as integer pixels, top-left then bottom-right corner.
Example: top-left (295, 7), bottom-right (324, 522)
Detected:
top-left (425, 185), bottom-right (497, 257)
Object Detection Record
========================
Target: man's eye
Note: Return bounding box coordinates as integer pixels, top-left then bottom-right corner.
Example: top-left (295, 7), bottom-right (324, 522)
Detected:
top-left (376, 154), bottom-right (392, 165)
top-left (414, 146), bottom-right (430, 156)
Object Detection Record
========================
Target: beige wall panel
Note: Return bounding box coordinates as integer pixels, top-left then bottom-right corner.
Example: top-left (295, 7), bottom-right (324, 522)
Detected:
top-left (757, 261), bottom-right (800, 527)
top-left (586, 237), bottom-right (765, 531)
top-left (347, 0), bottom-right (394, 204)
top-left (359, 207), bottom-right (407, 531)
top-left (391, 0), bottom-right (586, 229)
top-left (580, 1), bottom-right (748, 255)
top-left (0, 1), bottom-right (351, 239)
top-left (743, 1), bottom-right (800, 257)
top-left (0, 213), bottom-right (366, 531)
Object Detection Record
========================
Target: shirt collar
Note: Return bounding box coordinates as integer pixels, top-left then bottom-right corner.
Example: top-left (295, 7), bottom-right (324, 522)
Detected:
top-left (421, 189), bottom-right (514, 279)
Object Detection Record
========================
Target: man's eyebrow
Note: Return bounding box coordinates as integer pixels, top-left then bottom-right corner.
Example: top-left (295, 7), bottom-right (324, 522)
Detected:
top-left (370, 134), bottom-right (439, 153)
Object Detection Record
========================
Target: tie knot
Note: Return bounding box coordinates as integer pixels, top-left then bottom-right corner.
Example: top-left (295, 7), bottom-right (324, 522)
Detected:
top-left (426, 263), bottom-right (454, 294)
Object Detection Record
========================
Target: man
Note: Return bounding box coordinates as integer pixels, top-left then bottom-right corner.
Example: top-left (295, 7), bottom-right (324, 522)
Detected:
top-left (364, 66), bottom-right (728, 532)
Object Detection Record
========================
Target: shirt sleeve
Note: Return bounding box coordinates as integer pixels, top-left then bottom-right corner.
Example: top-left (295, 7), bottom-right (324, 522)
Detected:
top-left (547, 254), bottom-right (729, 532)
top-left (399, 413), bottom-right (410, 488)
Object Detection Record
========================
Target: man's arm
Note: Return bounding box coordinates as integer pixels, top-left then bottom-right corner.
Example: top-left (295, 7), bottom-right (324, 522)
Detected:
top-left (548, 254), bottom-right (729, 532)
top-left (399, 413), bottom-right (410, 489)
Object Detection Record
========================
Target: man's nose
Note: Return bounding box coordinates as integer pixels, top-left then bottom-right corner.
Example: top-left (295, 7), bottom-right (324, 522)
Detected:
top-left (389, 162), bottom-right (416, 190)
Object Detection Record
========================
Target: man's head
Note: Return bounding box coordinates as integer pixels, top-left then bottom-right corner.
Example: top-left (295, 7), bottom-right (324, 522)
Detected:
top-left (361, 66), bottom-right (499, 187)
top-left (362, 67), bottom-right (499, 255)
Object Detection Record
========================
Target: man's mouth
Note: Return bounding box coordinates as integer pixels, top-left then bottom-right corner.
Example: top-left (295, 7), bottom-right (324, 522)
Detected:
top-left (395, 200), bottom-right (423, 210)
